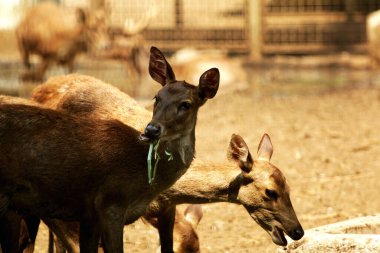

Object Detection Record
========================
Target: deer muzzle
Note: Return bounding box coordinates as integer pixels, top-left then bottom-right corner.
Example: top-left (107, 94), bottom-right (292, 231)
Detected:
top-left (140, 123), bottom-right (162, 142)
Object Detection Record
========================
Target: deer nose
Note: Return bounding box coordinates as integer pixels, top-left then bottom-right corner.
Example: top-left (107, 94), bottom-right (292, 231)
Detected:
top-left (144, 123), bottom-right (161, 140)
top-left (289, 227), bottom-right (304, 240)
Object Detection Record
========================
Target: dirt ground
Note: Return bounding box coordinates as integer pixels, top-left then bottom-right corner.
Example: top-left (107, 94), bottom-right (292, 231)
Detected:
top-left (30, 75), bottom-right (380, 252)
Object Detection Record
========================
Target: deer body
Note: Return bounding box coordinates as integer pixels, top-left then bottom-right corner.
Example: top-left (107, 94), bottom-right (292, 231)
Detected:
top-left (16, 2), bottom-right (108, 81)
top-left (0, 47), bottom-right (219, 253)
top-left (0, 104), bottom-right (188, 250)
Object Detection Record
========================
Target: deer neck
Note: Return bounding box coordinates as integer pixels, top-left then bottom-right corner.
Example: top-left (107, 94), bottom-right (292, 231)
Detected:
top-left (149, 128), bottom-right (196, 191)
top-left (157, 162), bottom-right (243, 205)
top-left (160, 127), bottom-right (196, 169)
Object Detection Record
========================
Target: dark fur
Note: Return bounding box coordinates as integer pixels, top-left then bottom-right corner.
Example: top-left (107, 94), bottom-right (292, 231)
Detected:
top-left (0, 104), bottom-right (188, 252)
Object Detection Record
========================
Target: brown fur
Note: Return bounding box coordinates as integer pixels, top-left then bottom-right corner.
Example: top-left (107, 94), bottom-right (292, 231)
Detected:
top-left (0, 96), bottom-right (41, 253)
top-left (30, 74), bottom-right (303, 252)
top-left (16, 2), bottom-right (108, 81)
top-left (0, 47), bottom-right (219, 253)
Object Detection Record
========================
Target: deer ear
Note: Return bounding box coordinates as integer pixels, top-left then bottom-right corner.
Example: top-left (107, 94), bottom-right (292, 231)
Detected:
top-left (198, 68), bottom-right (219, 100)
top-left (257, 133), bottom-right (273, 162)
top-left (227, 134), bottom-right (253, 173)
top-left (149, 47), bottom-right (176, 86)
top-left (184, 204), bottom-right (203, 229)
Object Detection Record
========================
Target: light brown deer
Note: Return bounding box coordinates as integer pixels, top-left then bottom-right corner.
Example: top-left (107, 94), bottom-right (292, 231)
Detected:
top-left (0, 46), bottom-right (219, 253)
top-left (16, 1), bottom-right (109, 81)
top-left (146, 133), bottom-right (304, 249)
top-left (367, 9), bottom-right (380, 68)
top-left (31, 75), bottom-right (303, 252)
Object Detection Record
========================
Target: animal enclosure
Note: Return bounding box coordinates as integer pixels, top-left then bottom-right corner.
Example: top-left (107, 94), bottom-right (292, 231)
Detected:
top-left (0, 0), bottom-right (380, 253)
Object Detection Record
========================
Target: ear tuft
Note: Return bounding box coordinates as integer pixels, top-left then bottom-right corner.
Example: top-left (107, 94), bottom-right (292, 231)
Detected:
top-left (227, 134), bottom-right (253, 173)
top-left (257, 133), bottom-right (273, 162)
top-left (198, 68), bottom-right (219, 100)
top-left (149, 47), bottom-right (176, 86)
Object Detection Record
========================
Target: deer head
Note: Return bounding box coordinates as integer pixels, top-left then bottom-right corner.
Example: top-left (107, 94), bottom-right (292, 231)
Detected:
top-left (140, 47), bottom-right (219, 144)
top-left (227, 134), bottom-right (304, 246)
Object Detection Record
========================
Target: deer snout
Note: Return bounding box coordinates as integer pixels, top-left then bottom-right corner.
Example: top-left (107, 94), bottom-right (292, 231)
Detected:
top-left (288, 226), bottom-right (304, 240)
top-left (143, 123), bottom-right (161, 141)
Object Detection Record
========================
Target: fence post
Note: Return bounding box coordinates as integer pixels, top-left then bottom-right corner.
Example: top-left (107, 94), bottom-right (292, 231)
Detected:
top-left (248, 0), bottom-right (263, 61)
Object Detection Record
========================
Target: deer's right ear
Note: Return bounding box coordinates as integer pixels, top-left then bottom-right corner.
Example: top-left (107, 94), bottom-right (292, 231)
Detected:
top-left (198, 68), bottom-right (219, 100)
top-left (257, 133), bottom-right (273, 162)
top-left (227, 134), bottom-right (253, 173)
top-left (184, 204), bottom-right (203, 229)
top-left (149, 47), bottom-right (176, 86)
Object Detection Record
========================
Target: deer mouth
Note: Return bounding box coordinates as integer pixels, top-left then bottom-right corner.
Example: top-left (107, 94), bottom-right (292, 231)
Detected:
top-left (270, 226), bottom-right (287, 246)
top-left (139, 133), bottom-right (154, 142)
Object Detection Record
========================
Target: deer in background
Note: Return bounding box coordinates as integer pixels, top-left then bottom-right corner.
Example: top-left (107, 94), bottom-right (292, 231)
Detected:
top-left (367, 9), bottom-right (380, 68)
top-left (31, 76), bottom-right (303, 252)
top-left (97, 5), bottom-right (156, 96)
top-left (0, 46), bottom-right (219, 253)
top-left (16, 1), bottom-right (109, 81)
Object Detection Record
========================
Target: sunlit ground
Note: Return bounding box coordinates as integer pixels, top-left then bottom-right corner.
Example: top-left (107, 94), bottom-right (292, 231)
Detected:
top-left (0, 54), bottom-right (375, 252)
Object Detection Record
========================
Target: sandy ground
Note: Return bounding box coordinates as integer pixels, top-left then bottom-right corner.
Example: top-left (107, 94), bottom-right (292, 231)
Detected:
top-left (30, 79), bottom-right (380, 252)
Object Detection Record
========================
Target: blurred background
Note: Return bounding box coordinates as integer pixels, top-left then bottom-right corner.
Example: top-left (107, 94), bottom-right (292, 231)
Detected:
top-left (1, 0), bottom-right (380, 98)
top-left (1, 0), bottom-right (380, 252)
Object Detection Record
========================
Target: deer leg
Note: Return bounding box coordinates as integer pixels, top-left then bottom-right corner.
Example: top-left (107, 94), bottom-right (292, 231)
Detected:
top-left (54, 234), bottom-right (68, 253)
top-left (0, 211), bottom-right (22, 253)
top-left (22, 57), bottom-right (50, 82)
top-left (21, 49), bottom-right (31, 69)
top-left (157, 206), bottom-right (176, 253)
top-left (21, 216), bottom-right (40, 253)
top-left (98, 205), bottom-right (125, 253)
top-left (79, 220), bottom-right (100, 253)
top-left (64, 57), bottom-right (76, 74)
top-left (34, 57), bottom-right (50, 81)
top-left (48, 230), bottom-right (54, 253)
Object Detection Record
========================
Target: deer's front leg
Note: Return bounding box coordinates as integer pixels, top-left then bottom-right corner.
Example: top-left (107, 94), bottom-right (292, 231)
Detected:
top-left (79, 219), bottom-right (100, 253)
top-left (157, 206), bottom-right (176, 253)
top-left (99, 205), bottom-right (125, 253)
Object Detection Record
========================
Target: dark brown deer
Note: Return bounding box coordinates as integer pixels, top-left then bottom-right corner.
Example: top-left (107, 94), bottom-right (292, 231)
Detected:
top-left (31, 74), bottom-right (303, 252)
top-left (0, 46), bottom-right (219, 253)
top-left (16, 1), bottom-right (109, 81)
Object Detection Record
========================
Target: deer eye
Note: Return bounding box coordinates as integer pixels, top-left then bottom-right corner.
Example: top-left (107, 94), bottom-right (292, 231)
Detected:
top-left (265, 189), bottom-right (278, 201)
top-left (178, 101), bottom-right (192, 111)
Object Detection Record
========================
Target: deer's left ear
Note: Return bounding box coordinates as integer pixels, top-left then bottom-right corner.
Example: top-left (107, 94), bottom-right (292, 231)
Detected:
top-left (184, 204), bottom-right (203, 229)
top-left (149, 46), bottom-right (176, 86)
top-left (227, 134), bottom-right (253, 173)
top-left (257, 133), bottom-right (273, 162)
top-left (198, 68), bottom-right (219, 101)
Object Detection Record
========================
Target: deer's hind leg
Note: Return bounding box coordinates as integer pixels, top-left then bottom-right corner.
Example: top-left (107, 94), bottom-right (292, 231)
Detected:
top-left (0, 211), bottom-right (22, 253)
